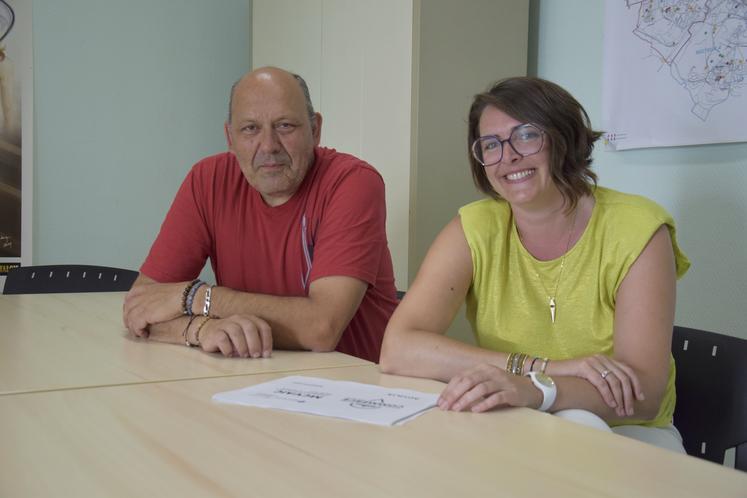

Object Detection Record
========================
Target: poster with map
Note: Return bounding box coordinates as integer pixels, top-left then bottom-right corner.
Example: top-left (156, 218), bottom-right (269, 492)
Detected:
top-left (603, 0), bottom-right (747, 150)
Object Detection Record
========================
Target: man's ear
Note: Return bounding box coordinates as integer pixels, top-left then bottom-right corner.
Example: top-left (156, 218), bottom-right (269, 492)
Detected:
top-left (224, 122), bottom-right (233, 148)
top-left (312, 113), bottom-right (323, 145)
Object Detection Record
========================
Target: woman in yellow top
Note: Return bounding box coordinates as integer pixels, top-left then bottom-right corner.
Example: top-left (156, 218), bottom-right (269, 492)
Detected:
top-left (380, 77), bottom-right (690, 451)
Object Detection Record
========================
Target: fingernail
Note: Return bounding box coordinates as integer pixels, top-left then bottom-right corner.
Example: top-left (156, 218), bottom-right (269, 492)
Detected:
top-left (252, 352), bottom-right (260, 358)
top-left (263, 351), bottom-right (271, 358)
top-left (638, 392), bottom-right (645, 400)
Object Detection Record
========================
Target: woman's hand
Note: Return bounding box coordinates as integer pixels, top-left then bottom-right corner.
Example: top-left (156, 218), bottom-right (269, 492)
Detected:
top-left (548, 355), bottom-right (644, 417)
top-left (437, 363), bottom-right (542, 413)
top-left (199, 314), bottom-right (273, 358)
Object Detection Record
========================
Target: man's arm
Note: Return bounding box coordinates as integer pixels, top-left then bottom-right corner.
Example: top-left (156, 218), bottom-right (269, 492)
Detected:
top-left (123, 273), bottom-right (367, 353)
top-left (195, 276), bottom-right (367, 351)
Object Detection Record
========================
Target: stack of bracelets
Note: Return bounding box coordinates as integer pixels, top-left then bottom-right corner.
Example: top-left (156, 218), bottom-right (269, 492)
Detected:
top-left (180, 279), bottom-right (216, 348)
top-left (506, 352), bottom-right (549, 376)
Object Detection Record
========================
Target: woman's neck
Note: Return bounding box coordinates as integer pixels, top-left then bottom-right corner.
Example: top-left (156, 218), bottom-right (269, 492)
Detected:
top-left (513, 194), bottom-right (593, 261)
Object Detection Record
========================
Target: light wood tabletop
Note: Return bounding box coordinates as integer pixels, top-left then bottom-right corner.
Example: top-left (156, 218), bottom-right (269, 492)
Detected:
top-left (2, 364), bottom-right (745, 498)
top-left (0, 292), bottom-right (369, 395)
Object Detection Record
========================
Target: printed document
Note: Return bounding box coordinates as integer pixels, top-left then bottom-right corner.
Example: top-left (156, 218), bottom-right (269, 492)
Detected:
top-left (213, 376), bottom-right (439, 426)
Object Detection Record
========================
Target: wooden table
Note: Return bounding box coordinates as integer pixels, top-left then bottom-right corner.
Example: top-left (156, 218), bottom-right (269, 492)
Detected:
top-left (0, 292), bottom-right (369, 395)
top-left (2, 364), bottom-right (745, 498)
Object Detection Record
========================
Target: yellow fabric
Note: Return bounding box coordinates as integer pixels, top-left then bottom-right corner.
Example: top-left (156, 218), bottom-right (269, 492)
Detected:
top-left (459, 186), bottom-right (690, 427)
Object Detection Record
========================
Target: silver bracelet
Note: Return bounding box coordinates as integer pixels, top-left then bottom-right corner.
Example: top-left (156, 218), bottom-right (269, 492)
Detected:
top-left (202, 285), bottom-right (214, 316)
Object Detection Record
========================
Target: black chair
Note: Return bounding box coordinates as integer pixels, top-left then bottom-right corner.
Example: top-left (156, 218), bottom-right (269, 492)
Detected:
top-left (3, 264), bottom-right (139, 294)
top-left (671, 325), bottom-right (747, 471)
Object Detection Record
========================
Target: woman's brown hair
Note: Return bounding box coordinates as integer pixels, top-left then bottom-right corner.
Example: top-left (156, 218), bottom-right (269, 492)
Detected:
top-left (467, 77), bottom-right (602, 211)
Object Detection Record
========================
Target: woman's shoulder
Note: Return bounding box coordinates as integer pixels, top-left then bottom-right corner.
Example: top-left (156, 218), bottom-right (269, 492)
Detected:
top-left (458, 197), bottom-right (511, 245)
top-left (594, 186), bottom-right (673, 225)
top-left (458, 197), bottom-right (510, 219)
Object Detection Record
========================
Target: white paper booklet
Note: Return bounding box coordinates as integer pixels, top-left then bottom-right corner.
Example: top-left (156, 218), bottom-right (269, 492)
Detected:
top-left (212, 376), bottom-right (439, 426)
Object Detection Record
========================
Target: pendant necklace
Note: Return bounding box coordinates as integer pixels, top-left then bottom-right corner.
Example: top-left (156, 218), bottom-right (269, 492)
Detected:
top-left (518, 207), bottom-right (578, 324)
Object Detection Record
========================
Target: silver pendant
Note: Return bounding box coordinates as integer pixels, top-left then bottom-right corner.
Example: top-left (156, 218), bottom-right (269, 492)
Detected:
top-left (549, 297), bottom-right (556, 324)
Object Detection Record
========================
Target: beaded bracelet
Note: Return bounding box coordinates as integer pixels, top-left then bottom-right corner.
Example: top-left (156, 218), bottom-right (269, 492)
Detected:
top-left (181, 279), bottom-right (200, 315)
top-left (185, 281), bottom-right (206, 316)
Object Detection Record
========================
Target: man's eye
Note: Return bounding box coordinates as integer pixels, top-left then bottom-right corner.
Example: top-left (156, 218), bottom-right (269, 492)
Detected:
top-left (241, 124), bottom-right (258, 133)
top-left (276, 122), bottom-right (296, 131)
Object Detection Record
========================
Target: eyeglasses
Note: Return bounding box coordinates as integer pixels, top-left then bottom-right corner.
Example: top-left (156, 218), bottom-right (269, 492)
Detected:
top-left (471, 123), bottom-right (545, 167)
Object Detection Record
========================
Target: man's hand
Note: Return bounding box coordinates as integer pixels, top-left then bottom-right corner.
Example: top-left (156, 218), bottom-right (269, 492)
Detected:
top-left (123, 280), bottom-right (189, 337)
top-left (198, 314), bottom-right (273, 358)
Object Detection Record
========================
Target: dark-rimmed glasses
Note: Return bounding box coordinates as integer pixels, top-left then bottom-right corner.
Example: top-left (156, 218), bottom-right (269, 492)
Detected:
top-left (471, 123), bottom-right (545, 167)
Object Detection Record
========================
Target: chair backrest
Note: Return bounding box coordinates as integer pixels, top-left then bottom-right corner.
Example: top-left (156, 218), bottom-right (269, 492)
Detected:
top-left (3, 265), bottom-right (139, 294)
top-left (671, 325), bottom-right (747, 471)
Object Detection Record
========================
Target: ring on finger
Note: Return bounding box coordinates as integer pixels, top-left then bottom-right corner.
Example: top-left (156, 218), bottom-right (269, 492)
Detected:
top-left (601, 369), bottom-right (611, 379)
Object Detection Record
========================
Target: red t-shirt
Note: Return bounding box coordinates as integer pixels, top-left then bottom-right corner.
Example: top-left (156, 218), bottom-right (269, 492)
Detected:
top-left (141, 147), bottom-right (398, 362)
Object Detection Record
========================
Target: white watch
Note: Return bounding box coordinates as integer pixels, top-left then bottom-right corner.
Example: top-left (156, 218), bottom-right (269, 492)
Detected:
top-left (525, 371), bottom-right (557, 412)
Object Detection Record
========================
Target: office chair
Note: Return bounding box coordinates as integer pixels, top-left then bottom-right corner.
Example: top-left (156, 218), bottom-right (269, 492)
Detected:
top-left (671, 325), bottom-right (747, 471)
top-left (3, 264), bottom-right (139, 294)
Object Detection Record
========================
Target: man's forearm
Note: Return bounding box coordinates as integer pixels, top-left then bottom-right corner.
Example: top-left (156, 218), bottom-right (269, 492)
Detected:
top-left (190, 278), bottom-right (365, 352)
top-left (203, 288), bottom-right (337, 351)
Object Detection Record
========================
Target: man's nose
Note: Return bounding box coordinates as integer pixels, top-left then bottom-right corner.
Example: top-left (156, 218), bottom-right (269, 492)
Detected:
top-left (258, 127), bottom-right (282, 154)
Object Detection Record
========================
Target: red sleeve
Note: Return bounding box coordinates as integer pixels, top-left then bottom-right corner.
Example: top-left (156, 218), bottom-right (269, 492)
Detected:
top-left (309, 166), bottom-right (387, 286)
top-left (139, 165), bottom-right (213, 283)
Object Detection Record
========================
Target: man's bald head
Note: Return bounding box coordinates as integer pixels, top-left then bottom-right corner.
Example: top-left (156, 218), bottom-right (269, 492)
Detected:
top-left (227, 67), bottom-right (316, 131)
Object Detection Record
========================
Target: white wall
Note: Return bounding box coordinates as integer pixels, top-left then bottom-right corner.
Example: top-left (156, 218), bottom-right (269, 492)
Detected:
top-left (253, 0), bottom-right (414, 288)
top-left (531, 0), bottom-right (747, 339)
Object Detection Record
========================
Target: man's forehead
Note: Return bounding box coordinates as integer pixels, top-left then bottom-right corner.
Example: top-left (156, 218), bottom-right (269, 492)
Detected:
top-left (233, 75), bottom-right (306, 116)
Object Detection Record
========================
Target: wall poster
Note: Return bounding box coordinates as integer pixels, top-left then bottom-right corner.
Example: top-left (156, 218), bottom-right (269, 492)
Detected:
top-left (603, 0), bottom-right (747, 150)
top-left (0, 0), bottom-right (31, 290)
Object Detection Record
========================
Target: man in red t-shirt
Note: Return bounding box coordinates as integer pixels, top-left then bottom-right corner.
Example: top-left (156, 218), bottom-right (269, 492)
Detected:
top-left (122, 67), bottom-right (398, 363)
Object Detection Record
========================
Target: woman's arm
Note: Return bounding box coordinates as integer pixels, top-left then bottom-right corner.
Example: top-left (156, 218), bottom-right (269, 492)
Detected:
top-left (380, 216), bottom-right (510, 381)
top-left (440, 225), bottom-right (676, 421)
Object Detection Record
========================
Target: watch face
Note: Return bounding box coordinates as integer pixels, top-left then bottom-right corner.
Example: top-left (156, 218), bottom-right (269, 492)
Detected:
top-left (535, 373), bottom-right (555, 388)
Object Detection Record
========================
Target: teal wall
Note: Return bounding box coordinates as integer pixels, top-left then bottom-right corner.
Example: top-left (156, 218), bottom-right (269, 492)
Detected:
top-left (530, 1), bottom-right (747, 339)
top-left (29, 1), bottom-right (746, 339)
top-left (32, 0), bottom-right (251, 276)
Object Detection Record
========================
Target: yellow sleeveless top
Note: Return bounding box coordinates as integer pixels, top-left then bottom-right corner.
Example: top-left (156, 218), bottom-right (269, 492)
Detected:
top-left (458, 187), bottom-right (690, 427)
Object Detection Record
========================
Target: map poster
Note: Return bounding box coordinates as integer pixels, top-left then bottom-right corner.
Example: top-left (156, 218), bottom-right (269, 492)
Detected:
top-left (603, 0), bottom-right (747, 150)
top-left (0, 0), bottom-right (30, 287)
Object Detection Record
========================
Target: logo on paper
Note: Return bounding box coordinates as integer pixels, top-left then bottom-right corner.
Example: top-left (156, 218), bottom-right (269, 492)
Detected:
top-left (274, 388), bottom-right (330, 400)
top-left (341, 398), bottom-right (404, 410)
